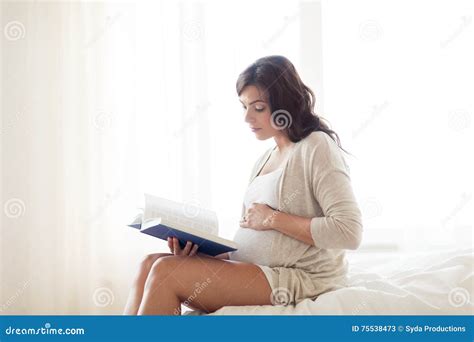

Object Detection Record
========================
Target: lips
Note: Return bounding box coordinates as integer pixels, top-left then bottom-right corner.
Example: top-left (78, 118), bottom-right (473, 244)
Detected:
top-left (250, 127), bottom-right (261, 131)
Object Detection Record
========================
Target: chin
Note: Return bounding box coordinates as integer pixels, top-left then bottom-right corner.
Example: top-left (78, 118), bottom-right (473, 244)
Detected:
top-left (254, 131), bottom-right (272, 140)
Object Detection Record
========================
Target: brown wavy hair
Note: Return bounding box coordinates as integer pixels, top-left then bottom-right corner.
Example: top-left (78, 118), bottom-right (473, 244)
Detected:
top-left (236, 55), bottom-right (350, 155)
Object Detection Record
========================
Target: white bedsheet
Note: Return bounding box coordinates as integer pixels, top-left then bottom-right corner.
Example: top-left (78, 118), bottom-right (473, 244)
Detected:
top-left (183, 247), bottom-right (473, 315)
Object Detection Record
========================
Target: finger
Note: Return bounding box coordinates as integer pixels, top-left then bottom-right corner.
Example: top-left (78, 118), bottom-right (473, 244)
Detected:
top-left (183, 241), bottom-right (193, 255)
top-left (189, 244), bottom-right (199, 257)
top-left (173, 237), bottom-right (181, 255)
top-left (167, 237), bottom-right (174, 253)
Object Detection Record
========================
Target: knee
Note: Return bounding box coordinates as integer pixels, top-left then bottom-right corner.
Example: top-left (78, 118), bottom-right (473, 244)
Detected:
top-left (134, 253), bottom-right (170, 283)
top-left (139, 254), bottom-right (156, 272)
top-left (145, 256), bottom-right (179, 289)
top-left (139, 253), bottom-right (169, 272)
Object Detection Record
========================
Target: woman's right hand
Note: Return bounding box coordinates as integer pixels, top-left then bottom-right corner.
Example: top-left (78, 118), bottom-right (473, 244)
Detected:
top-left (167, 237), bottom-right (199, 256)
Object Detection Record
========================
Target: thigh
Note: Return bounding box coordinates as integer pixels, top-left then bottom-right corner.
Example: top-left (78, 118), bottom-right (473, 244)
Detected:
top-left (150, 255), bottom-right (273, 313)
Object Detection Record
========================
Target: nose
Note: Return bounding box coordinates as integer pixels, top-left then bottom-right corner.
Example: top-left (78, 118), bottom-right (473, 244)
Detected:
top-left (244, 109), bottom-right (255, 124)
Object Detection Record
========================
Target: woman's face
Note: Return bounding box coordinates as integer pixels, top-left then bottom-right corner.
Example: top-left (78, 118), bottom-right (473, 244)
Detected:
top-left (239, 85), bottom-right (278, 140)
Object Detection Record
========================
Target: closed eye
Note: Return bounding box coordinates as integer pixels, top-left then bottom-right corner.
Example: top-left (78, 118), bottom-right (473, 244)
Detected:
top-left (240, 101), bottom-right (266, 112)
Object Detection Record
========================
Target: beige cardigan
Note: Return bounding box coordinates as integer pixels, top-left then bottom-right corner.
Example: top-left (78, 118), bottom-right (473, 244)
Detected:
top-left (240, 131), bottom-right (363, 300)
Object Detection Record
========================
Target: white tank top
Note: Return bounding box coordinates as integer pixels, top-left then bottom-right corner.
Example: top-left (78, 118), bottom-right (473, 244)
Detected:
top-left (229, 168), bottom-right (283, 266)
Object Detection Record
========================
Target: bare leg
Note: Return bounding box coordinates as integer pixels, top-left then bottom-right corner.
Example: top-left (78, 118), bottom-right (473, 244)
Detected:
top-left (137, 254), bottom-right (272, 315)
top-left (123, 253), bottom-right (173, 315)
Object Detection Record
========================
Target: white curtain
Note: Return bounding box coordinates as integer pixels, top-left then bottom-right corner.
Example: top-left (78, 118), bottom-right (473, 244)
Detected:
top-left (1, 1), bottom-right (141, 314)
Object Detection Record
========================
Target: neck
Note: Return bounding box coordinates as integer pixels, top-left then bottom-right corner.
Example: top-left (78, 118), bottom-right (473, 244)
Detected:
top-left (273, 133), bottom-right (294, 153)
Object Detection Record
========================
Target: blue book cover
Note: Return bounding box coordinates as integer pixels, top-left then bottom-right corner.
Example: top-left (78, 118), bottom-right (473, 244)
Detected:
top-left (128, 194), bottom-right (238, 257)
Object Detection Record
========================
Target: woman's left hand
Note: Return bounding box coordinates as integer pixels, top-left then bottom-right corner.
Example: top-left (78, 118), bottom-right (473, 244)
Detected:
top-left (168, 237), bottom-right (199, 257)
top-left (239, 203), bottom-right (276, 231)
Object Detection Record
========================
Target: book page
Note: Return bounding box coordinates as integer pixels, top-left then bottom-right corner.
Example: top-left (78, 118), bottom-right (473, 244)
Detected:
top-left (143, 193), bottom-right (218, 235)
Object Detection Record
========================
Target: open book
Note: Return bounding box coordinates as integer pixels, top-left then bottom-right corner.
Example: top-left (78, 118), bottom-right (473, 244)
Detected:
top-left (128, 193), bottom-right (238, 257)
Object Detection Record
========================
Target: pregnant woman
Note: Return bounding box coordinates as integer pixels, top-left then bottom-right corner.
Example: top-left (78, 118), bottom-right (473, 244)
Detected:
top-left (123, 55), bottom-right (363, 315)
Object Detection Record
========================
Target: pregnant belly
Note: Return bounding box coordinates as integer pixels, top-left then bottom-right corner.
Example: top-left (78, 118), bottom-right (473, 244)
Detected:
top-left (228, 228), bottom-right (278, 266)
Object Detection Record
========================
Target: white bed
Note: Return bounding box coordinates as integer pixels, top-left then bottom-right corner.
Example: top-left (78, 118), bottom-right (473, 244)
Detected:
top-left (183, 247), bottom-right (473, 315)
